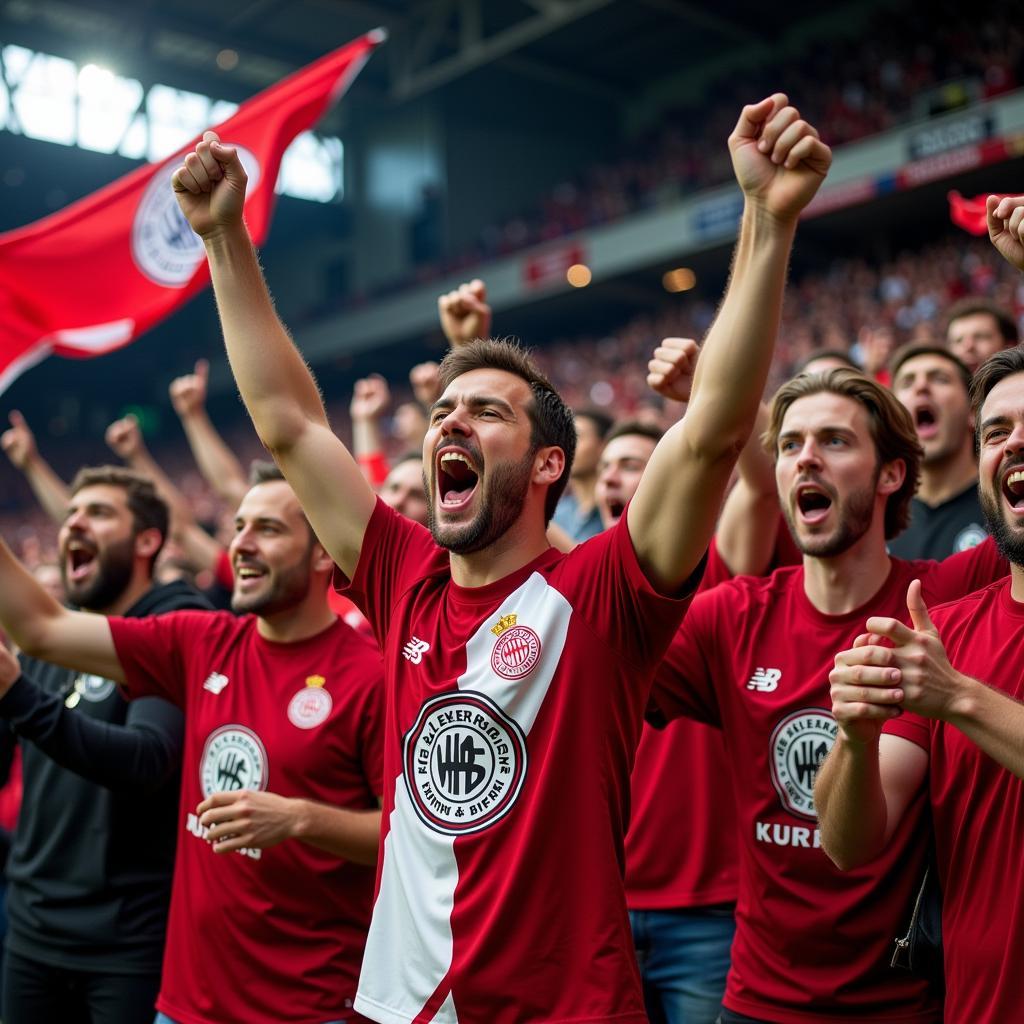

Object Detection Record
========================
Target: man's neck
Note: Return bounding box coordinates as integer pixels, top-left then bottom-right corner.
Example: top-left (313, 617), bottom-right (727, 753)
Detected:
top-left (449, 519), bottom-right (551, 589)
top-left (257, 599), bottom-right (337, 644)
top-left (802, 529), bottom-right (892, 616)
top-left (916, 445), bottom-right (977, 507)
top-left (1010, 562), bottom-right (1024, 603)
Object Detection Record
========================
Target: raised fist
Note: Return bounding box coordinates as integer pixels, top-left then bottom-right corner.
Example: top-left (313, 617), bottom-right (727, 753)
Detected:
top-left (438, 279), bottom-right (492, 348)
top-left (105, 414), bottom-right (145, 460)
top-left (647, 338), bottom-right (700, 404)
top-left (0, 411), bottom-right (38, 470)
top-left (728, 94), bottom-right (831, 223)
top-left (171, 130), bottom-right (248, 239)
top-left (350, 376), bottom-right (391, 422)
top-left (170, 359), bottom-right (210, 418)
top-left (409, 362), bottom-right (441, 406)
top-left (988, 195), bottom-right (1024, 272)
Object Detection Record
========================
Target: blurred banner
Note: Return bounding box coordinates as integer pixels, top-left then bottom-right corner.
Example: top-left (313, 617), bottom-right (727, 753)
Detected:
top-left (0, 28), bottom-right (384, 395)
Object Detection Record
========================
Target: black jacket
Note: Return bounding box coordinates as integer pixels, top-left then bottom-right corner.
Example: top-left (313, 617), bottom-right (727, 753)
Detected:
top-left (0, 580), bottom-right (211, 973)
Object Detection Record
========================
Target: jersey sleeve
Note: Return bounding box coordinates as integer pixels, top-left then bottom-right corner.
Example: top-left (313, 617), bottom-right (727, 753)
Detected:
top-left (646, 587), bottom-right (724, 728)
top-left (555, 514), bottom-right (705, 672)
top-left (923, 534), bottom-right (1008, 603)
top-left (334, 497), bottom-right (443, 649)
top-left (883, 709), bottom-right (931, 751)
top-left (108, 612), bottom-right (196, 707)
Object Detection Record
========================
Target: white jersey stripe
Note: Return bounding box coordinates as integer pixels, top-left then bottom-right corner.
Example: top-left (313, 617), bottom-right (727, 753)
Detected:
top-left (356, 572), bottom-right (572, 1024)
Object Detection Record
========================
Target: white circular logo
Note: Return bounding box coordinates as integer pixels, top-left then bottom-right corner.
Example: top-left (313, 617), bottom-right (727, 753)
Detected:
top-left (403, 691), bottom-right (528, 836)
top-left (200, 725), bottom-right (268, 798)
top-left (131, 145), bottom-right (262, 287)
top-left (954, 523), bottom-right (987, 552)
top-left (769, 709), bottom-right (837, 819)
top-left (287, 686), bottom-right (333, 730)
top-left (73, 673), bottom-right (116, 703)
top-left (490, 625), bottom-right (542, 680)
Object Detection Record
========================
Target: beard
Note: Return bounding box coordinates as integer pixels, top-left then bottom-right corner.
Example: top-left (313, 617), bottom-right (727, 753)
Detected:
top-left (428, 448), bottom-right (535, 555)
top-left (231, 557), bottom-right (314, 616)
top-left (979, 481), bottom-right (1024, 566)
top-left (62, 535), bottom-right (136, 611)
top-left (783, 474), bottom-right (878, 559)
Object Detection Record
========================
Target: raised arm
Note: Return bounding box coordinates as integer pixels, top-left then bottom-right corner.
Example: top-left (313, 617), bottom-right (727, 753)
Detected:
top-left (715, 403), bottom-right (781, 576)
top-left (0, 538), bottom-right (122, 681)
top-left (1, 411), bottom-right (71, 525)
top-left (438, 279), bottom-right (492, 350)
top-left (629, 94), bottom-right (830, 593)
top-left (349, 375), bottom-right (392, 488)
top-left (0, 648), bottom-right (182, 794)
top-left (171, 132), bottom-right (375, 579)
top-left (169, 359), bottom-right (249, 510)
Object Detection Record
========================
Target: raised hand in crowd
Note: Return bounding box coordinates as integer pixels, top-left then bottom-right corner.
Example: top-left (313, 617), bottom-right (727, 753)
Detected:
top-left (438, 278), bottom-right (491, 349)
top-left (105, 414), bottom-right (145, 461)
top-left (169, 357), bottom-right (210, 419)
top-left (409, 360), bottom-right (441, 407)
top-left (647, 337), bottom-right (698, 404)
top-left (169, 358), bottom-right (249, 510)
top-left (350, 375), bottom-right (392, 487)
top-left (1, 410), bottom-right (71, 524)
top-left (987, 194), bottom-right (1024, 270)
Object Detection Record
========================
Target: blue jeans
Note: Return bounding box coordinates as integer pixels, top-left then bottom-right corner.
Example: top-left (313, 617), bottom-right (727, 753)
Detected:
top-left (630, 906), bottom-right (736, 1024)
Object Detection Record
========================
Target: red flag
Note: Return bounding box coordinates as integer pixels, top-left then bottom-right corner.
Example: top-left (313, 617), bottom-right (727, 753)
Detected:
top-left (0, 29), bottom-right (384, 394)
top-left (948, 190), bottom-right (1008, 237)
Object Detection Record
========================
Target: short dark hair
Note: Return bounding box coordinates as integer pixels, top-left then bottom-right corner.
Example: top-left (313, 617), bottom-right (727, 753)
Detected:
top-left (794, 348), bottom-right (860, 375)
top-left (248, 460), bottom-right (285, 486)
top-left (764, 369), bottom-right (922, 540)
top-left (574, 407), bottom-right (615, 441)
top-left (890, 343), bottom-right (972, 393)
top-left (603, 420), bottom-right (664, 447)
top-left (945, 297), bottom-right (1019, 344)
top-left (68, 465), bottom-right (168, 569)
top-left (970, 346), bottom-right (1024, 439)
top-left (437, 339), bottom-right (576, 523)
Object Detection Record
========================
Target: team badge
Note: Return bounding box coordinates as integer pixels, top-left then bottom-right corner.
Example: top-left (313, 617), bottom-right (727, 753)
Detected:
top-left (954, 523), bottom-right (987, 552)
top-left (200, 725), bottom-right (268, 798)
top-left (403, 690), bottom-right (528, 836)
top-left (287, 675), bottom-right (333, 730)
top-left (489, 613), bottom-right (542, 680)
top-left (131, 145), bottom-right (262, 287)
top-left (65, 673), bottom-right (115, 708)
top-left (769, 708), bottom-right (837, 819)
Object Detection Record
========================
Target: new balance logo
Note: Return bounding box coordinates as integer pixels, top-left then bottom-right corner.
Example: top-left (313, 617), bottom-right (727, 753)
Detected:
top-left (747, 667), bottom-right (781, 692)
top-left (402, 637), bottom-right (431, 665)
top-left (203, 672), bottom-right (230, 695)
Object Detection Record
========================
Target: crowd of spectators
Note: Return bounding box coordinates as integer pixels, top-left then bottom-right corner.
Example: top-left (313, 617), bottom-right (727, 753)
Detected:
top-left (4, 219), bottom-right (1023, 575)
top-left (408, 0), bottom-right (1024, 277)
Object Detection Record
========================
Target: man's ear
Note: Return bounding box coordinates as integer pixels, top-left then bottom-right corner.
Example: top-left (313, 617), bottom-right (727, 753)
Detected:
top-left (877, 458), bottom-right (906, 497)
top-left (135, 527), bottom-right (163, 561)
top-left (534, 446), bottom-right (565, 487)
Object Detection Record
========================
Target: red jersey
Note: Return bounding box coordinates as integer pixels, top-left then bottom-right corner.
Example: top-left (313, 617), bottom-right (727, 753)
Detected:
top-left (625, 539), bottom-right (738, 909)
top-left (649, 540), bottom-right (1004, 1024)
top-left (109, 612), bottom-right (384, 1024)
top-left (339, 499), bottom-right (697, 1024)
top-left (885, 577), bottom-right (1024, 1023)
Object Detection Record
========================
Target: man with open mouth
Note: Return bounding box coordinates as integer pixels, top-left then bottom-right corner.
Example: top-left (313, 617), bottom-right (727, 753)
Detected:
top-left (0, 466), bottom-right (210, 1024)
top-left (0, 463), bottom-right (386, 1024)
top-left (889, 343), bottom-right (986, 560)
top-left (648, 366), bottom-right (1007, 1024)
top-left (169, 92), bottom-right (830, 1024)
top-left (816, 187), bottom-right (1024, 1024)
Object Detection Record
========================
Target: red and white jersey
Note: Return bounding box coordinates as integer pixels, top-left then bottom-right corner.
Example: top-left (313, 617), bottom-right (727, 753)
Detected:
top-left (885, 577), bottom-right (1024, 1023)
top-left (110, 611), bottom-right (384, 1024)
top-left (650, 540), bottom-right (1004, 1024)
top-left (339, 499), bottom-right (696, 1024)
top-left (626, 539), bottom-right (738, 909)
